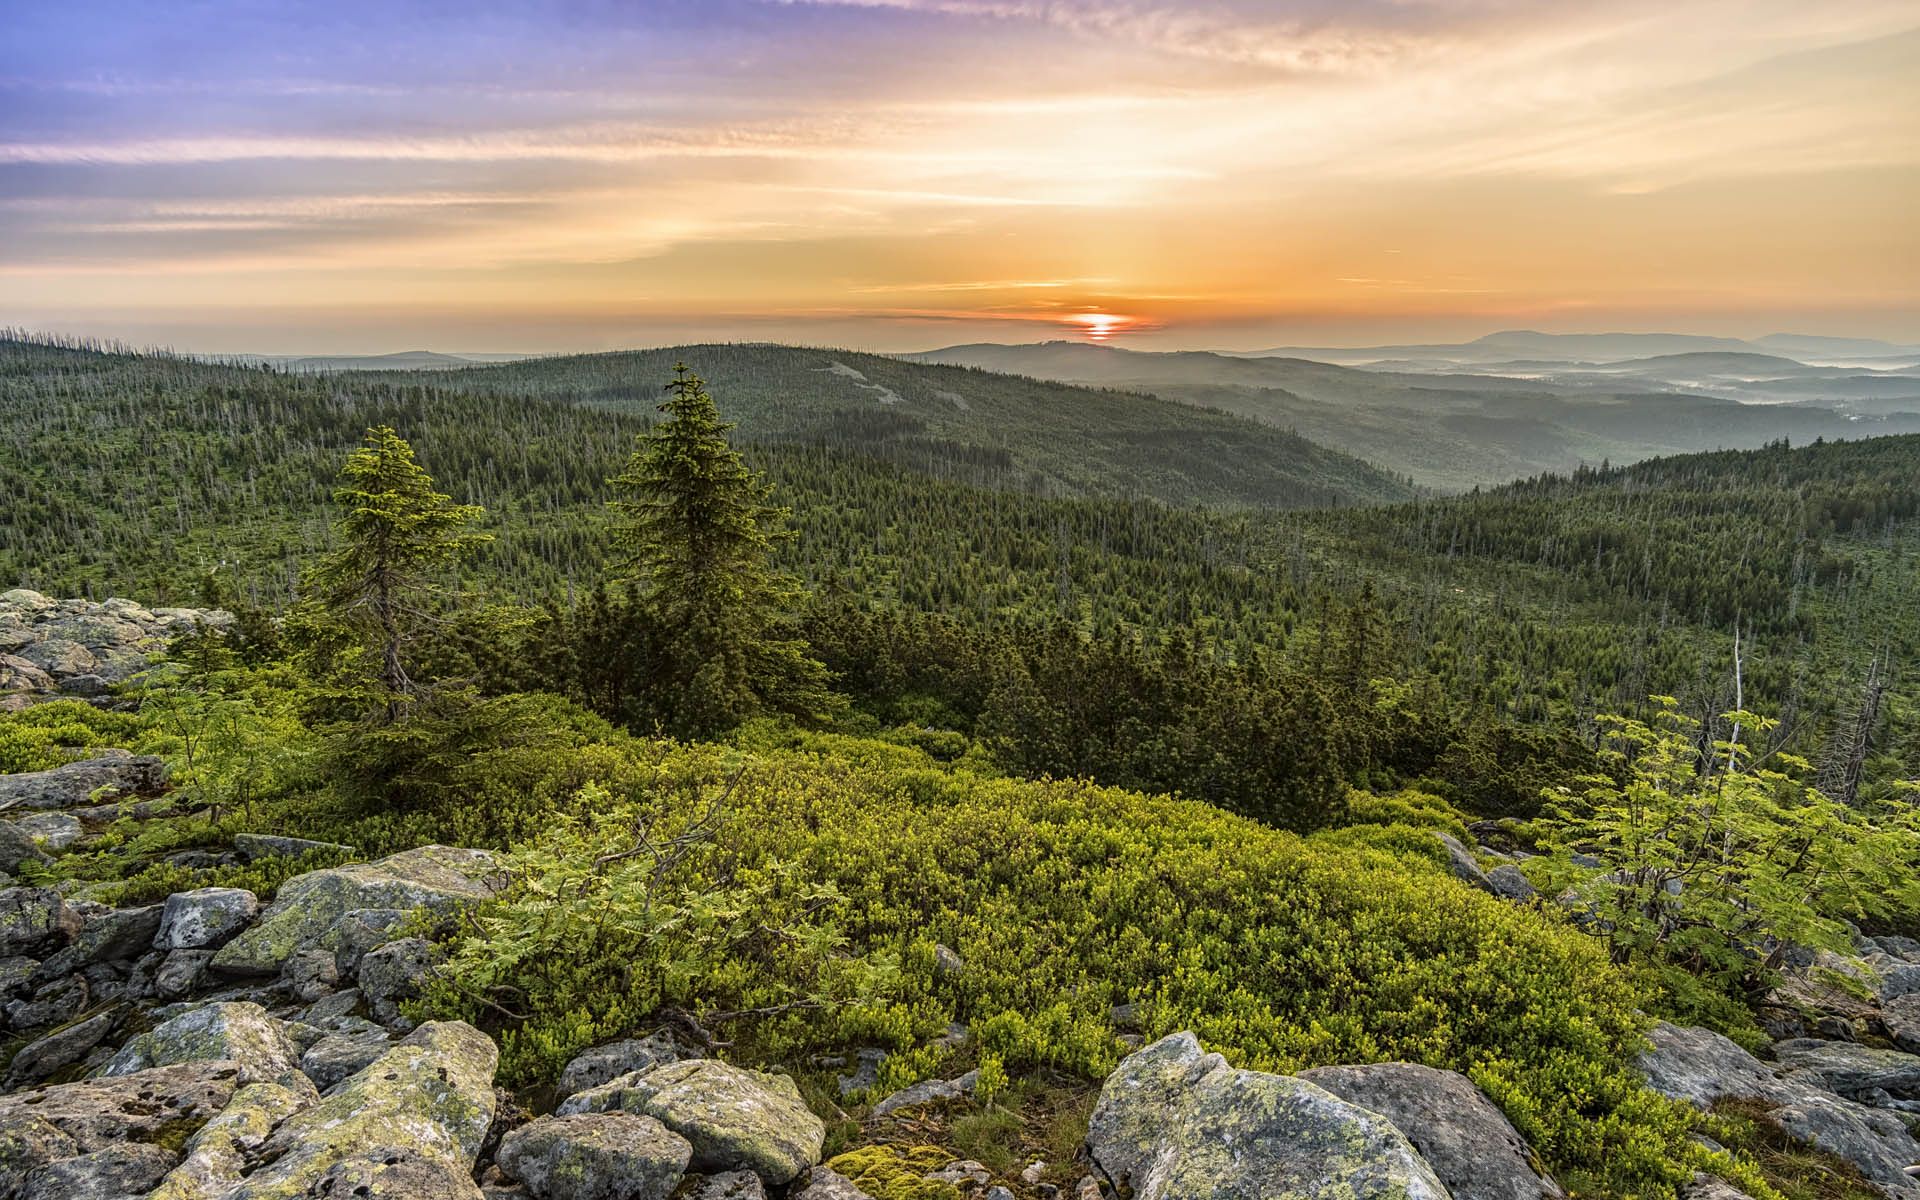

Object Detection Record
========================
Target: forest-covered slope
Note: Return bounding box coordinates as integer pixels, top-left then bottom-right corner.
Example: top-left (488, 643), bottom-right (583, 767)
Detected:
top-left (2, 337), bottom-right (1914, 810)
top-left (361, 341), bottom-right (1415, 507)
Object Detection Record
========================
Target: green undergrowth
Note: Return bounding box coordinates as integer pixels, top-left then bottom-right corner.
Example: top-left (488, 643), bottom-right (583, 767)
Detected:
top-left (362, 724), bottom-right (1721, 1198)
top-left (0, 696), bottom-right (1788, 1198)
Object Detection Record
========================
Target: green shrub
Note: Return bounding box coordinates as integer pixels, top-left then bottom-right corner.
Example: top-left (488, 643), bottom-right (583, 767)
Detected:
top-left (418, 736), bottom-right (1713, 1197)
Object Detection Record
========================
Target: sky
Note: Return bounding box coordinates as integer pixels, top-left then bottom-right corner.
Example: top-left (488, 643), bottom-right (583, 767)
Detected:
top-left (2, 0), bottom-right (1917, 354)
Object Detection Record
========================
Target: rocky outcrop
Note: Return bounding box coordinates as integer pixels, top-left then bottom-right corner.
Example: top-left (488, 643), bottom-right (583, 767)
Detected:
top-left (0, 591), bottom-right (230, 708)
top-left (100, 1000), bottom-right (307, 1088)
top-left (156, 887), bottom-right (260, 951)
top-left (559, 1058), bottom-right (825, 1186)
top-left (1086, 1032), bottom-right (1449, 1200)
top-left (211, 844), bottom-right (500, 976)
top-left (556, 1033), bottom-right (684, 1101)
top-left (224, 1020), bottom-right (499, 1198)
top-left (0, 751), bottom-right (168, 811)
top-left (495, 1112), bottom-right (693, 1200)
top-left (1300, 1062), bottom-right (1565, 1200)
top-left (1639, 1021), bottom-right (1920, 1197)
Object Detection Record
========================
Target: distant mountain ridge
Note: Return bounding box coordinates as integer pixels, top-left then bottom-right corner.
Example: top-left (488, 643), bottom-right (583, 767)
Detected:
top-left (1234, 329), bottom-right (1920, 366)
top-left (908, 340), bottom-right (1920, 490)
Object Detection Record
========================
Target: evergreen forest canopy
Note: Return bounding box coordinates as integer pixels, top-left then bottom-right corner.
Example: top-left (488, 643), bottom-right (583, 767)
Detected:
top-left (3, 329), bottom-right (1920, 1199)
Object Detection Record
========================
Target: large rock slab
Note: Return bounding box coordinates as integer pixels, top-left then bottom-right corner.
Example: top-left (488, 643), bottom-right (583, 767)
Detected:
top-left (99, 1000), bottom-right (306, 1088)
top-left (211, 845), bottom-right (499, 976)
top-left (0, 1060), bottom-right (244, 1154)
top-left (1775, 1038), bottom-right (1920, 1101)
top-left (496, 1112), bottom-right (693, 1200)
top-left (1301, 1061), bottom-right (1565, 1200)
top-left (16, 1141), bottom-right (178, 1197)
top-left (1639, 1023), bottom-right (1920, 1198)
top-left (147, 1079), bottom-right (313, 1200)
top-left (220, 1020), bottom-right (498, 1199)
top-left (1087, 1032), bottom-right (1448, 1200)
top-left (0, 752), bottom-right (167, 812)
top-left (557, 1059), bottom-right (823, 1186)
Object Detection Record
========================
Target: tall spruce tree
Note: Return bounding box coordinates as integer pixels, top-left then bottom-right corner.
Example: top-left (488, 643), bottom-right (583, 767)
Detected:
top-left (308, 425), bottom-right (489, 722)
top-left (610, 365), bottom-right (831, 734)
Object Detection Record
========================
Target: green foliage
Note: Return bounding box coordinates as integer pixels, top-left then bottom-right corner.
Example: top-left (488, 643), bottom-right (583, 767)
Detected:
top-left (423, 777), bottom-right (898, 1085)
top-left (1533, 699), bottom-right (1920, 1000)
top-left (0, 699), bottom-right (147, 772)
top-left (407, 734), bottom-right (1698, 1195)
top-left (133, 662), bottom-right (312, 821)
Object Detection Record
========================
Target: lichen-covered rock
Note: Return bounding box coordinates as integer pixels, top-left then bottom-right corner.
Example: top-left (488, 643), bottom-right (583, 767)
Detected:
top-left (1436, 832), bottom-right (1494, 894)
top-left (299, 1030), bottom-right (393, 1092)
top-left (360, 935), bottom-right (438, 1021)
top-left (221, 1020), bottom-right (498, 1199)
top-left (1640, 1023), bottom-right (1920, 1197)
top-left (156, 887), bottom-right (260, 951)
top-left (33, 902), bottom-right (163, 978)
top-left (231, 832), bottom-right (358, 863)
top-left (6, 813), bottom-right (81, 854)
top-left (1638, 1022), bottom-right (1787, 1109)
top-left (99, 1001), bottom-right (304, 1087)
top-left (791, 1167), bottom-right (875, 1200)
top-left (0, 1114), bottom-right (78, 1196)
top-left (4, 1006), bottom-right (124, 1088)
top-left (1484, 864), bottom-right (1538, 903)
top-left (147, 1080), bottom-right (315, 1200)
top-left (556, 1033), bottom-right (683, 1102)
top-left (155, 948), bottom-right (215, 1000)
top-left (496, 1112), bottom-right (694, 1200)
top-left (211, 846), bottom-right (498, 977)
top-left (0, 824), bottom-right (49, 875)
top-left (1883, 994), bottom-right (1920, 1054)
top-left (870, 1068), bottom-right (980, 1116)
top-left (1301, 1061), bottom-right (1564, 1200)
top-left (0, 888), bottom-right (81, 959)
top-left (686, 1169), bottom-right (769, 1200)
top-left (16, 1140), bottom-right (178, 1198)
top-left (558, 1059), bottom-right (824, 1186)
top-left (0, 752), bottom-right (167, 811)
top-left (0, 1060), bottom-right (243, 1153)
top-left (314, 906), bottom-right (409, 974)
top-left (1087, 1032), bottom-right (1448, 1200)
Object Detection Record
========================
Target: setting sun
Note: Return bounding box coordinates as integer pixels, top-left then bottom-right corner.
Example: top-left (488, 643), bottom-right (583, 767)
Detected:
top-left (1066, 312), bottom-right (1132, 343)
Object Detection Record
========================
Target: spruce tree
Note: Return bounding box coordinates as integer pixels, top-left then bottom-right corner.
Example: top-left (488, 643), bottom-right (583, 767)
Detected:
top-left (609, 365), bottom-right (830, 734)
top-left (307, 425), bottom-right (489, 722)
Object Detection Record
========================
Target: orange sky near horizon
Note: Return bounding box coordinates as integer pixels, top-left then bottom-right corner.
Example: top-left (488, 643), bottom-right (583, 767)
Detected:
top-left (2, 0), bottom-right (1917, 353)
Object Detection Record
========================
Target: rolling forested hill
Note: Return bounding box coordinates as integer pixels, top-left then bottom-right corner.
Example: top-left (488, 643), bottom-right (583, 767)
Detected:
top-left (367, 342), bottom-right (1415, 507)
top-left (911, 341), bottom-right (1920, 490)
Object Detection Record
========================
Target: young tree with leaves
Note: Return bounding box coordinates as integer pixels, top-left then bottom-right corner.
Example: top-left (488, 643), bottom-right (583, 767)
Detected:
top-left (609, 366), bottom-right (831, 735)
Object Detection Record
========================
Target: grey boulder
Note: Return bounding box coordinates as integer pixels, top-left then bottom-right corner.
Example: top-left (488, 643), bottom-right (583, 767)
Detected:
top-left (496, 1112), bottom-right (694, 1200)
top-left (558, 1059), bottom-right (824, 1186)
top-left (1301, 1061), bottom-right (1563, 1200)
top-left (1086, 1032), bottom-right (1447, 1200)
top-left (556, 1033), bottom-right (684, 1101)
top-left (155, 887), bottom-right (260, 950)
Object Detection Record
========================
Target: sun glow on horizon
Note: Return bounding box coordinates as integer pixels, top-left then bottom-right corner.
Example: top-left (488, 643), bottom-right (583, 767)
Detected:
top-left (1066, 312), bottom-right (1134, 343)
top-left (1, 2), bottom-right (1916, 351)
